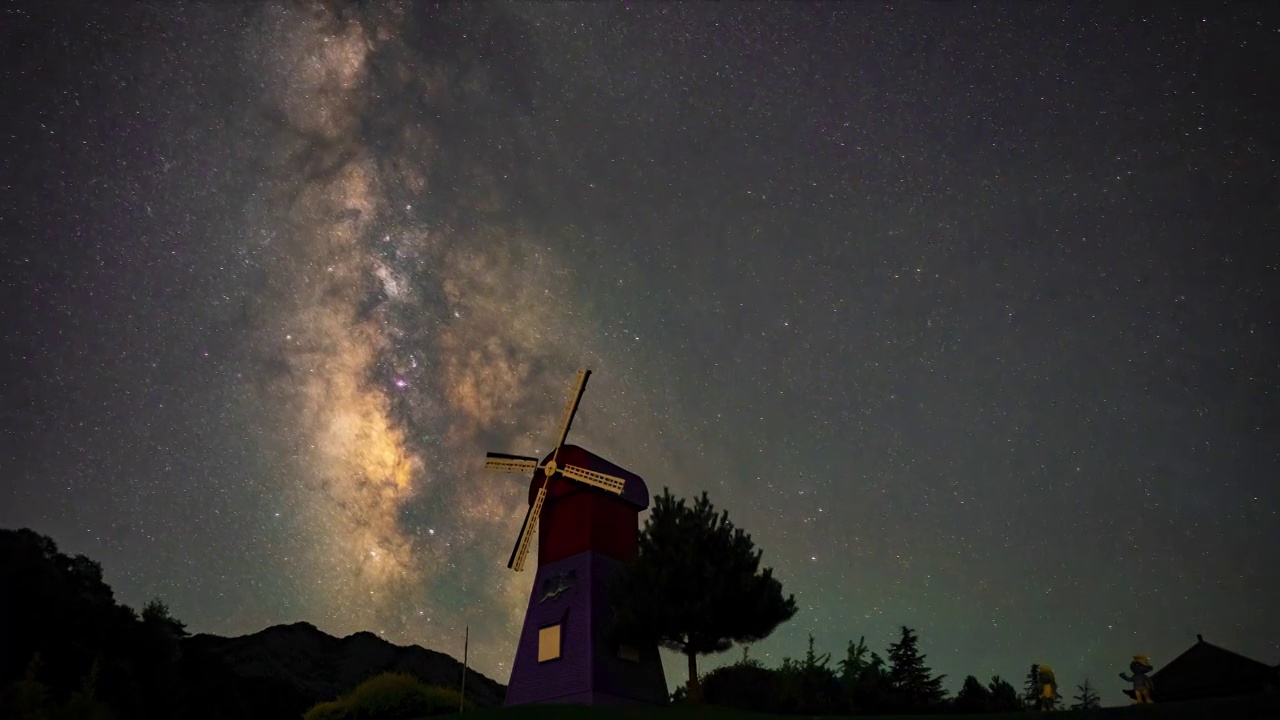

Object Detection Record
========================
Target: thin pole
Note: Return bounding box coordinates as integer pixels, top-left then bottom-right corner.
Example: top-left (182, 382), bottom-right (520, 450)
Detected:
top-left (459, 625), bottom-right (469, 713)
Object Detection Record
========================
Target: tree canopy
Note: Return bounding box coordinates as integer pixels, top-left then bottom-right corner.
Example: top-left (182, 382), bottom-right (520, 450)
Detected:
top-left (1073, 678), bottom-right (1102, 711)
top-left (986, 675), bottom-right (1024, 713)
top-left (611, 488), bottom-right (797, 698)
top-left (0, 528), bottom-right (189, 719)
top-left (1024, 663), bottom-right (1063, 711)
top-left (1024, 664), bottom-right (1042, 708)
top-left (773, 634), bottom-right (843, 714)
top-left (885, 626), bottom-right (947, 710)
top-left (836, 635), bottom-right (889, 713)
top-left (954, 675), bottom-right (992, 713)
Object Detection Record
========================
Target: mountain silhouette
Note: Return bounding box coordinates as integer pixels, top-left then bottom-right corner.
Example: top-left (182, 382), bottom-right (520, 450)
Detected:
top-left (185, 621), bottom-right (505, 718)
top-left (0, 527), bottom-right (504, 720)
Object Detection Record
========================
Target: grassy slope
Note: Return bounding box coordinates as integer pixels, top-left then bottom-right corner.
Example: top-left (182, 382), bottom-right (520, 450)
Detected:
top-left (439, 692), bottom-right (1280, 720)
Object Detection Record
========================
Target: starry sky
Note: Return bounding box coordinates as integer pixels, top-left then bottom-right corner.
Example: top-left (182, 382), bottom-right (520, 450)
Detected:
top-left (2, 0), bottom-right (1277, 705)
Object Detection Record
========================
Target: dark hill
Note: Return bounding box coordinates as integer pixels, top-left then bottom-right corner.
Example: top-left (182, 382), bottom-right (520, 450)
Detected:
top-left (0, 527), bottom-right (505, 720)
top-left (186, 621), bottom-right (506, 718)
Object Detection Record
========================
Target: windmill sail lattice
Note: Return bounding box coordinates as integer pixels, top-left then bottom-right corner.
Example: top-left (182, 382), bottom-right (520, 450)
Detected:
top-left (483, 369), bottom-right (628, 572)
top-left (481, 368), bottom-right (669, 707)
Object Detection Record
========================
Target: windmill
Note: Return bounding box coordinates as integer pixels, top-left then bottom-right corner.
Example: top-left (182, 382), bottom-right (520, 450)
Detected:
top-left (482, 369), bottom-right (668, 707)
top-left (484, 369), bottom-right (628, 572)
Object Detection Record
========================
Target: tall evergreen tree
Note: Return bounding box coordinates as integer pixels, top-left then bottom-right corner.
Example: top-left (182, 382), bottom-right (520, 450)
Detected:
top-left (836, 636), bottom-right (871, 688)
top-left (775, 634), bottom-right (842, 715)
top-left (837, 635), bottom-right (871, 710)
top-left (885, 626), bottom-right (946, 709)
top-left (801, 634), bottom-right (841, 713)
top-left (1024, 664), bottom-right (1042, 709)
top-left (860, 651), bottom-right (889, 712)
top-left (954, 674), bottom-right (993, 713)
top-left (1072, 678), bottom-right (1101, 711)
top-left (836, 637), bottom-right (890, 714)
top-left (611, 488), bottom-right (797, 701)
top-left (987, 675), bottom-right (1023, 712)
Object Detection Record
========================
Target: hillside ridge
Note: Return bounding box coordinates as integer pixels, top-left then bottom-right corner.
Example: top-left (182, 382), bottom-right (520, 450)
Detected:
top-left (185, 619), bottom-right (507, 715)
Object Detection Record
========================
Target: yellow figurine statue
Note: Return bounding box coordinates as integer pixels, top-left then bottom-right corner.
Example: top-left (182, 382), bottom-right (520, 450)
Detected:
top-left (1119, 655), bottom-right (1155, 704)
top-left (1036, 665), bottom-right (1061, 711)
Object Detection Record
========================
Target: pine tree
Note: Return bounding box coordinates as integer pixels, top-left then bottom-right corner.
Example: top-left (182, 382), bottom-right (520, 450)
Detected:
top-left (809, 634), bottom-right (844, 713)
top-left (837, 635), bottom-right (873, 710)
top-left (837, 636), bottom-right (871, 687)
top-left (885, 626), bottom-right (947, 709)
top-left (1024, 664), bottom-right (1042, 709)
top-left (611, 488), bottom-right (797, 701)
top-left (777, 634), bottom-right (842, 714)
top-left (954, 675), bottom-right (993, 713)
top-left (1072, 678), bottom-right (1101, 711)
top-left (987, 675), bottom-right (1023, 712)
top-left (802, 633), bottom-right (831, 671)
top-left (841, 645), bottom-right (890, 714)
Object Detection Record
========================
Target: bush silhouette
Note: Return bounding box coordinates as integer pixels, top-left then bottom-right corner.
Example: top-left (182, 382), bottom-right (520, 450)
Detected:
top-left (304, 672), bottom-right (472, 720)
top-left (303, 699), bottom-right (349, 720)
top-left (702, 661), bottom-right (782, 713)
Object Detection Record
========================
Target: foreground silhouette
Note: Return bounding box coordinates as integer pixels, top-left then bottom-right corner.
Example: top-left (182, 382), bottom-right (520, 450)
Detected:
top-left (6, 526), bottom-right (1277, 719)
top-left (0, 528), bottom-right (503, 720)
top-left (611, 488), bottom-right (797, 702)
top-left (304, 672), bottom-right (473, 719)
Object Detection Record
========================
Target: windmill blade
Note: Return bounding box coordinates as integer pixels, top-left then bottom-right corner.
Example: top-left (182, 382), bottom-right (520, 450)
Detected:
top-left (507, 486), bottom-right (548, 572)
top-left (484, 452), bottom-right (541, 474)
top-left (506, 496), bottom-right (538, 571)
top-left (552, 369), bottom-right (592, 457)
top-left (561, 464), bottom-right (626, 495)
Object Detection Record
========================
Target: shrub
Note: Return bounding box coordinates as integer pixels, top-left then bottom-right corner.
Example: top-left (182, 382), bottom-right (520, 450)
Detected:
top-left (303, 673), bottom-right (474, 720)
top-left (303, 699), bottom-right (348, 720)
top-left (703, 662), bottom-right (783, 713)
top-left (416, 685), bottom-right (473, 716)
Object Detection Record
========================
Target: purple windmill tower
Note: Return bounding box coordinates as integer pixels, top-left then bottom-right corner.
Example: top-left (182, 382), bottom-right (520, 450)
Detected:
top-left (483, 370), bottom-right (668, 706)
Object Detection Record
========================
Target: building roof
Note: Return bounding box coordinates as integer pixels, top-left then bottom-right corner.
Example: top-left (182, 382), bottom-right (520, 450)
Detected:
top-left (1152, 634), bottom-right (1279, 702)
top-left (532, 444), bottom-right (651, 510)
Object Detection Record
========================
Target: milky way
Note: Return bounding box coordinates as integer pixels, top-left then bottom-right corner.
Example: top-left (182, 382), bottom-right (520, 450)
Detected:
top-left (236, 1), bottom-right (612, 674)
top-left (6, 0), bottom-right (1277, 701)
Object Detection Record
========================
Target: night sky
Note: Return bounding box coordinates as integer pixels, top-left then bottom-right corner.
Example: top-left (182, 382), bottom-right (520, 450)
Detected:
top-left (2, 1), bottom-right (1277, 704)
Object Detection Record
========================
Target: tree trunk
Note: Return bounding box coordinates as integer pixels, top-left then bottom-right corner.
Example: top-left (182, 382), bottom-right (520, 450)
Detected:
top-left (686, 650), bottom-right (702, 702)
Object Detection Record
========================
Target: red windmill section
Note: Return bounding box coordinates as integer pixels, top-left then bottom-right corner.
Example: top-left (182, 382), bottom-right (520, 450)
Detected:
top-left (530, 444), bottom-right (650, 567)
